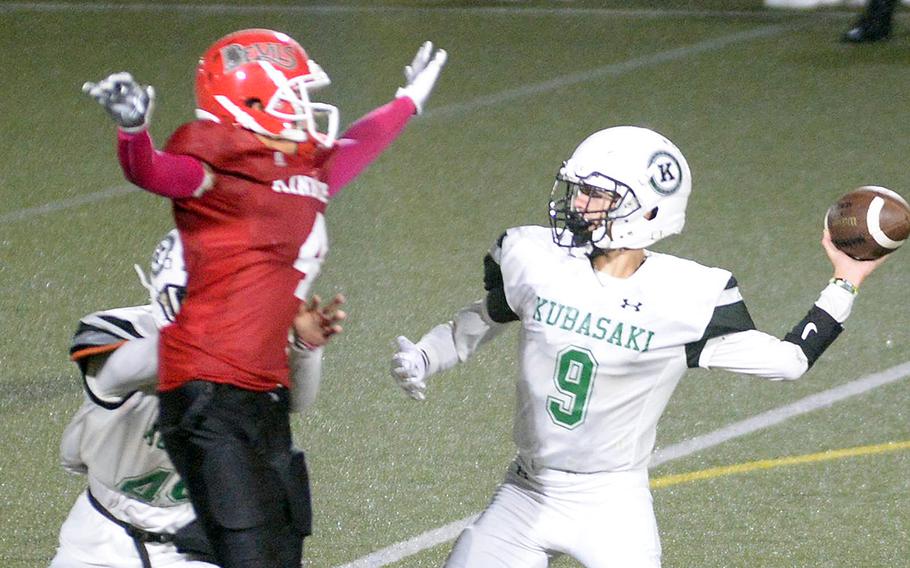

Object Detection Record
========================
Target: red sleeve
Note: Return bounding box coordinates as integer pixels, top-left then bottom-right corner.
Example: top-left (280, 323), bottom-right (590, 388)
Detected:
top-left (117, 129), bottom-right (207, 199)
top-left (323, 96), bottom-right (416, 197)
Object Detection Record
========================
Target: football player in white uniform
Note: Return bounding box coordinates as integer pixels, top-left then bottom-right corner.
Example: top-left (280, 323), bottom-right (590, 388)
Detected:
top-left (390, 126), bottom-right (886, 568)
top-left (51, 230), bottom-right (344, 568)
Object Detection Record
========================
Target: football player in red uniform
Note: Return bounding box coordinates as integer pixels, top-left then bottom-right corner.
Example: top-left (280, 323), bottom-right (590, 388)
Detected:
top-left (83, 29), bottom-right (446, 567)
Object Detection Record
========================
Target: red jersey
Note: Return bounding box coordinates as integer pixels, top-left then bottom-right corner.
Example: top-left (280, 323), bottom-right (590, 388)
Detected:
top-left (114, 97), bottom-right (416, 391)
top-left (158, 121), bottom-right (329, 392)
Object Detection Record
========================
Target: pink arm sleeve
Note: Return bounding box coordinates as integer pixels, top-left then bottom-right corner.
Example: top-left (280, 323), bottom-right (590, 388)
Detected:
top-left (324, 97), bottom-right (416, 197)
top-left (117, 129), bottom-right (207, 199)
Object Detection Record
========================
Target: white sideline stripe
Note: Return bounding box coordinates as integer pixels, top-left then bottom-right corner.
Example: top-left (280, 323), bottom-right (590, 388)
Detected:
top-left (335, 360), bottom-right (910, 567)
top-left (334, 515), bottom-right (480, 568)
top-left (651, 360), bottom-right (910, 465)
top-left (1, 24), bottom-right (792, 226)
top-left (0, 185), bottom-right (138, 225)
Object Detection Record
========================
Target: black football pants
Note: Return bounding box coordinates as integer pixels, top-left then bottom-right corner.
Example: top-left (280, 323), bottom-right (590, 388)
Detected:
top-left (159, 381), bottom-right (312, 568)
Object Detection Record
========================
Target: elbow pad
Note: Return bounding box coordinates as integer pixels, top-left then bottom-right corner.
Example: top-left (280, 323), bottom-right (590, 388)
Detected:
top-left (483, 252), bottom-right (519, 323)
top-left (783, 305), bottom-right (843, 368)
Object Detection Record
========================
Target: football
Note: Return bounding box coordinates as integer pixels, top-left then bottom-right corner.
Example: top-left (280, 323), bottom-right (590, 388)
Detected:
top-left (825, 186), bottom-right (910, 260)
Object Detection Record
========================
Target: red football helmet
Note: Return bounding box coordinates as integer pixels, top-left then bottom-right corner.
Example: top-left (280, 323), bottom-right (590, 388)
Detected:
top-left (195, 29), bottom-right (339, 147)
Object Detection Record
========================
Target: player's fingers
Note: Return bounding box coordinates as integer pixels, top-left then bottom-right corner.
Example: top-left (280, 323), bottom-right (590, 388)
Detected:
top-left (324, 294), bottom-right (346, 318)
top-left (322, 320), bottom-right (343, 333)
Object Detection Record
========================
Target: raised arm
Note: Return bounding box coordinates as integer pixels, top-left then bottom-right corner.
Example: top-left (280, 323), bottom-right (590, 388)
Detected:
top-left (696, 230), bottom-right (887, 380)
top-left (323, 42), bottom-right (446, 196)
top-left (84, 72), bottom-right (211, 198)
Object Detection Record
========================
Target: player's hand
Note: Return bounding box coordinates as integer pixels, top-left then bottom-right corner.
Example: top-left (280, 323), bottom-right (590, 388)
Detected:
top-left (82, 72), bottom-right (155, 131)
top-left (395, 41), bottom-right (447, 115)
top-left (292, 294), bottom-right (346, 349)
top-left (822, 229), bottom-right (888, 288)
top-left (391, 336), bottom-right (429, 401)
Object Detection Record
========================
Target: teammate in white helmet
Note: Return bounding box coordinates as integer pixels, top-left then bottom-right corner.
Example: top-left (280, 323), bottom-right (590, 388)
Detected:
top-left (50, 230), bottom-right (345, 568)
top-left (390, 126), bottom-right (887, 568)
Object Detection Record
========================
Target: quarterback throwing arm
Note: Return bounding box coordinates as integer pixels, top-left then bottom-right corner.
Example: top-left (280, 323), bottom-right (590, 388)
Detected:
top-left (392, 226), bottom-right (857, 400)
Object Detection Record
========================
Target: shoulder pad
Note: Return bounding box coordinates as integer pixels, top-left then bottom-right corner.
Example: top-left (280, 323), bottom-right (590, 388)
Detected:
top-left (164, 120), bottom-right (240, 169)
top-left (490, 225), bottom-right (553, 263)
top-left (71, 305), bottom-right (156, 359)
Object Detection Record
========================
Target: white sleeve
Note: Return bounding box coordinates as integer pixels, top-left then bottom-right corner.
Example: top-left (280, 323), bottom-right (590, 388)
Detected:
top-left (814, 282), bottom-right (855, 324)
top-left (699, 283), bottom-right (856, 381)
top-left (86, 336), bottom-right (159, 402)
top-left (288, 345), bottom-right (323, 413)
top-left (417, 300), bottom-right (511, 376)
top-left (699, 330), bottom-right (809, 381)
top-left (59, 404), bottom-right (91, 475)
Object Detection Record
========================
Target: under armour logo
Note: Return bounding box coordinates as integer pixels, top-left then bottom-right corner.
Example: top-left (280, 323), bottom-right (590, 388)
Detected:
top-left (274, 151), bottom-right (287, 167)
top-left (621, 299), bottom-right (643, 311)
top-left (801, 322), bottom-right (817, 340)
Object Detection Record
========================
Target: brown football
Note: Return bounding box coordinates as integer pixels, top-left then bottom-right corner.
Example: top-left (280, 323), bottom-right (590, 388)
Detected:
top-left (825, 186), bottom-right (910, 260)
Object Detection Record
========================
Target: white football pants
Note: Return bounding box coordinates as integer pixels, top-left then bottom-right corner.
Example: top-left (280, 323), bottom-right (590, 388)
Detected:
top-left (49, 490), bottom-right (216, 568)
top-left (445, 457), bottom-right (661, 568)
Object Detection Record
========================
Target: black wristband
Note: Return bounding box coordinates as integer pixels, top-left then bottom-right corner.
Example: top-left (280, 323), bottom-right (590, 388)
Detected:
top-left (783, 305), bottom-right (843, 368)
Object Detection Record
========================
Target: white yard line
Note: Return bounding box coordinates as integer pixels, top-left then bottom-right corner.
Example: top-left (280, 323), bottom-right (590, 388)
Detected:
top-left (423, 24), bottom-right (791, 121)
top-left (335, 360), bottom-right (910, 567)
top-left (1, 23), bottom-right (793, 226)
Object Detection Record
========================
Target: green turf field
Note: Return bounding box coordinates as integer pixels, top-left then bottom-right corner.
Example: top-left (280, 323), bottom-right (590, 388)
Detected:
top-left (1, 1), bottom-right (909, 566)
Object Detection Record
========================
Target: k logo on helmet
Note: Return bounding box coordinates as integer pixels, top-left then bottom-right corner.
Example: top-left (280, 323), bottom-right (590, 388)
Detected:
top-left (648, 151), bottom-right (682, 196)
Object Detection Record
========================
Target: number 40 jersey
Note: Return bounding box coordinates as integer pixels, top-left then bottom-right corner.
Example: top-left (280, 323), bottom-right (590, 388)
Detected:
top-left (494, 226), bottom-right (745, 473)
top-left (62, 305), bottom-right (194, 533)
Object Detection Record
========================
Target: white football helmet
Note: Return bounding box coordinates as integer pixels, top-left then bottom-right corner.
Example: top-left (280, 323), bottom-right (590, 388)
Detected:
top-left (549, 126), bottom-right (691, 250)
top-left (135, 229), bottom-right (187, 329)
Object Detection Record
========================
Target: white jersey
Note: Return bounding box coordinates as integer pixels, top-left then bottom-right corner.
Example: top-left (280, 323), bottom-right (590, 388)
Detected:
top-left (62, 305), bottom-right (195, 533)
top-left (496, 226), bottom-right (731, 473)
top-left (412, 224), bottom-right (857, 568)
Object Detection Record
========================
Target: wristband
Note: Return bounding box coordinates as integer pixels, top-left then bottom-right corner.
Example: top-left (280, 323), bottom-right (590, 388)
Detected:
top-left (830, 277), bottom-right (858, 295)
top-left (783, 305), bottom-right (843, 368)
top-left (292, 332), bottom-right (318, 351)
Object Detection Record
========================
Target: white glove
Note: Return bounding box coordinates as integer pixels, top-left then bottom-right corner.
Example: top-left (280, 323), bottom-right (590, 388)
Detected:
top-left (391, 335), bottom-right (429, 401)
top-left (395, 41), bottom-right (447, 115)
top-left (83, 72), bottom-right (155, 131)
